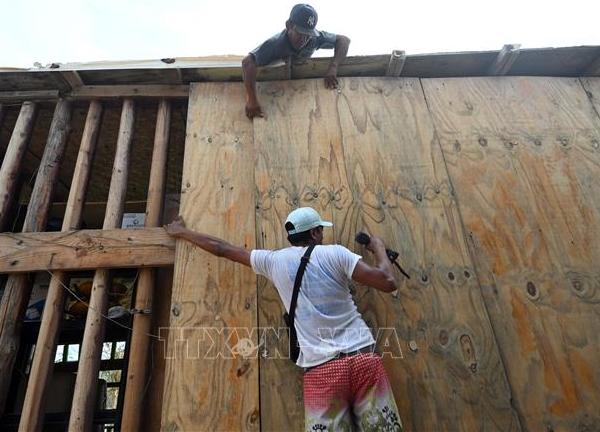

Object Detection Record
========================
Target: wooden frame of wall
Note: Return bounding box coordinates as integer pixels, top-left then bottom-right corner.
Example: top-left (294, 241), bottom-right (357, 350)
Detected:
top-left (1, 47), bottom-right (600, 431)
top-left (0, 94), bottom-right (179, 431)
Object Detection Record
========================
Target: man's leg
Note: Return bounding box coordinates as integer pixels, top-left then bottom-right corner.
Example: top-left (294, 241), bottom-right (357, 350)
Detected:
top-left (349, 354), bottom-right (403, 432)
top-left (303, 358), bottom-right (354, 432)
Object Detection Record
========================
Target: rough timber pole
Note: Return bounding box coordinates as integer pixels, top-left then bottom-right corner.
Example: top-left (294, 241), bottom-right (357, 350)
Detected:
top-left (0, 102), bottom-right (37, 230)
top-left (68, 99), bottom-right (134, 432)
top-left (121, 99), bottom-right (171, 431)
top-left (18, 101), bottom-right (103, 432)
top-left (0, 99), bottom-right (71, 415)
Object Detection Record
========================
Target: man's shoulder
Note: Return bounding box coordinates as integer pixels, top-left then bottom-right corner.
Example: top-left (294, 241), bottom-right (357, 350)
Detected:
top-left (251, 30), bottom-right (289, 60)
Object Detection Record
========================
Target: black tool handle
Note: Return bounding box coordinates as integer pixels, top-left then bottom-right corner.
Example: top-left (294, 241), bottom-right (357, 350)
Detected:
top-left (355, 232), bottom-right (410, 279)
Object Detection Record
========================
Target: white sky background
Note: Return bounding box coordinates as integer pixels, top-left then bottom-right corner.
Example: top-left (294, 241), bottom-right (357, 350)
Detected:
top-left (2, 0), bottom-right (599, 68)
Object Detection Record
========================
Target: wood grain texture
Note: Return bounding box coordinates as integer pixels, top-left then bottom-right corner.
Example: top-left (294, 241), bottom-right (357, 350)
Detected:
top-left (160, 83), bottom-right (259, 431)
top-left (334, 77), bottom-right (519, 431)
top-left (0, 101), bottom-right (37, 230)
top-left (580, 78), bottom-right (600, 116)
top-left (0, 227), bottom-right (174, 273)
top-left (19, 100), bottom-right (102, 432)
top-left (422, 76), bottom-right (600, 431)
top-left (0, 99), bottom-right (71, 415)
top-left (122, 100), bottom-right (171, 431)
top-left (69, 99), bottom-right (134, 431)
top-left (253, 79), bottom-right (345, 430)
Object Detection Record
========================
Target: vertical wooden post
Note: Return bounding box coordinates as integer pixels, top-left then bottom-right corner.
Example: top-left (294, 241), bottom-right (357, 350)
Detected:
top-left (0, 102), bottom-right (37, 230)
top-left (68, 99), bottom-right (135, 432)
top-left (0, 99), bottom-right (71, 415)
top-left (18, 101), bottom-right (103, 432)
top-left (121, 100), bottom-right (170, 431)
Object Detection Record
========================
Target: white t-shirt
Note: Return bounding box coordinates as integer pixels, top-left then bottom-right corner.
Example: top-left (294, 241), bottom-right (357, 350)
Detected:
top-left (251, 245), bottom-right (376, 368)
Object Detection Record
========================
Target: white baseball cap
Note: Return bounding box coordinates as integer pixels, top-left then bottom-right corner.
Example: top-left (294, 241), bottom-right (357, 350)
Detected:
top-left (285, 207), bottom-right (333, 234)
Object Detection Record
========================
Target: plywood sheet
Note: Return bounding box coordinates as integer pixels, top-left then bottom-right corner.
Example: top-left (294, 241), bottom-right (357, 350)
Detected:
top-left (335, 77), bottom-right (519, 431)
top-left (422, 76), bottom-right (600, 431)
top-left (253, 79), bottom-right (344, 430)
top-left (161, 83), bottom-right (259, 431)
top-left (253, 77), bottom-right (519, 431)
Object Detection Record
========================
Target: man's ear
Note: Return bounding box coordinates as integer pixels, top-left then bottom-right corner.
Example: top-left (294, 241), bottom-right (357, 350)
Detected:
top-left (285, 20), bottom-right (292, 30)
top-left (310, 227), bottom-right (320, 240)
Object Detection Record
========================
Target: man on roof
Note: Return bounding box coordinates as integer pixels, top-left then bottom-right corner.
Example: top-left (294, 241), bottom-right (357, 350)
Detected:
top-left (242, 4), bottom-right (351, 120)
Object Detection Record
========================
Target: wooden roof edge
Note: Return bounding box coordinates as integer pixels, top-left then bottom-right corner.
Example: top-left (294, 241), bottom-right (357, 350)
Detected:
top-left (0, 45), bottom-right (598, 95)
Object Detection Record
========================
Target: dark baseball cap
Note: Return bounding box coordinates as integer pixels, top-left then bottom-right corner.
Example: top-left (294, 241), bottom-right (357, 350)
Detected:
top-left (289, 4), bottom-right (319, 37)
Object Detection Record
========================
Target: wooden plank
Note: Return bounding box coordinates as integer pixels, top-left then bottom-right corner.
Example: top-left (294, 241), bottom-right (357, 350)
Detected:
top-left (68, 84), bottom-right (189, 99)
top-left (122, 100), bottom-right (171, 431)
top-left (0, 90), bottom-right (59, 102)
top-left (18, 100), bottom-right (102, 432)
top-left (0, 102), bottom-right (37, 230)
top-left (60, 70), bottom-right (85, 89)
top-left (386, 50), bottom-right (406, 76)
top-left (0, 227), bottom-right (174, 273)
top-left (160, 83), bottom-right (259, 431)
top-left (582, 56), bottom-right (600, 76)
top-left (252, 79), bottom-right (343, 429)
top-left (422, 76), bottom-right (600, 431)
top-left (69, 99), bottom-right (135, 431)
top-left (488, 44), bottom-right (521, 75)
top-left (0, 99), bottom-right (71, 415)
top-left (334, 77), bottom-right (520, 431)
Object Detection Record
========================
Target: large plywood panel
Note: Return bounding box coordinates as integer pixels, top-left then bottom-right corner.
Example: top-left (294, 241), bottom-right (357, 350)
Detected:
top-left (161, 83), bottom-right (259, 431)
top-left (335, 77), bottom-right (519, 431)
top-left (422, 77), bottom-right (600, 431)
top-left (254, 78), bottom-right (519, 431)
top-left (253, 79), bottom-right (344, 430)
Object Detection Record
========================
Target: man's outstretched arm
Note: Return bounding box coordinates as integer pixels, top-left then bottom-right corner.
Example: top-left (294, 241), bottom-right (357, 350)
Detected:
top-left (324, 35), bottom-right (351, 89)
top-left (242, 54), bottom-right (265, 120)
top-left (164, 216), bottom-right (251, 267)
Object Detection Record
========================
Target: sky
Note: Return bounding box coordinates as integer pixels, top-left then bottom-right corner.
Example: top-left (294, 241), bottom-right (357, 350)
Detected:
top-left (2, 0), bottom-right (599, 68)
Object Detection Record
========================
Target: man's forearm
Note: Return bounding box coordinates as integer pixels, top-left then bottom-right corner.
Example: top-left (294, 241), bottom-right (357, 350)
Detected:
top-left (372, 243), bottom-right (395, 281)
top-left (242, 56), bottom-right (259, 103)
top-left (178, 228), bottom-right (232, 257)
top-left (330, 35), bottom-right (350, 69)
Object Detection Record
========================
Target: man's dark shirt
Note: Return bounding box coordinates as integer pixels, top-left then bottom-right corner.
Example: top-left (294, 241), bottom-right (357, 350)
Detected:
top-left (250, 30), bottom-right (337, 66)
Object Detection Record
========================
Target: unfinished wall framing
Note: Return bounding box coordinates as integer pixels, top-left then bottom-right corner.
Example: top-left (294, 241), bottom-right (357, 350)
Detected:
top-left (0, 48), bottom-right (600, 431)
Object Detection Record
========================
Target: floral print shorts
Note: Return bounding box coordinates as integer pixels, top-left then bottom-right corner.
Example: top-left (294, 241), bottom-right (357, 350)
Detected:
top-left (304, 353), bottom-right (403, 432)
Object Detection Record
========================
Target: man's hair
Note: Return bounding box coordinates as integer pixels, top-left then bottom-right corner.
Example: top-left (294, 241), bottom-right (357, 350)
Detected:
top-left (285, 221), bottom-right (312, 245)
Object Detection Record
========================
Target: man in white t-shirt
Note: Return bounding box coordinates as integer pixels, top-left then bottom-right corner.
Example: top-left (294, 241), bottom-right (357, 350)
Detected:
top-left (165, 207), bottom-right (403, 431)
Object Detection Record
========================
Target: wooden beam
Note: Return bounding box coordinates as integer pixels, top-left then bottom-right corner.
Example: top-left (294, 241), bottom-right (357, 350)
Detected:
top-left (0, 227), bottom-right (174, 273)
top-left (69, 99), bottom-right (134, 432)
top-left (0, 102), bottom-right (37, 230)
top-left (68, 85), bottom-right (189, 99)
top-left (582, 55), bottom-right (600, 76)
top-left (60, 70), bottom-right (85, 89)
top-left (0, 90), bottom-right (59, 102)
top-left (488, 44), bottom-right (521, 75)
top-left (18, 100), bottom-right (102, 432)
top-left (121, 99), bottom-right (171, 430)
top-left (386, 50), bottom-right (406, 77)
top-left (0, 99), bottom-right (72, 415)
